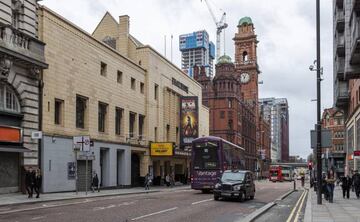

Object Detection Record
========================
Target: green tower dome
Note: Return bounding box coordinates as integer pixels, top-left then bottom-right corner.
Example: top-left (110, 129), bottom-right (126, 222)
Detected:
top-left (217, 55), bottom-right (233, 64)
top-left (238, 16), bottom-right (253, 26)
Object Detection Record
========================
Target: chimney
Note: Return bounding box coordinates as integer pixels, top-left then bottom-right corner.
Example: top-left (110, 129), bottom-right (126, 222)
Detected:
top-left (118, 15), bottom-right (130, 57)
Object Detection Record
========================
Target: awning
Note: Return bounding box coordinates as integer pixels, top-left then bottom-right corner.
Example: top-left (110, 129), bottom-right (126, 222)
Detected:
top-left (0, 146), bottom-right (31, 153)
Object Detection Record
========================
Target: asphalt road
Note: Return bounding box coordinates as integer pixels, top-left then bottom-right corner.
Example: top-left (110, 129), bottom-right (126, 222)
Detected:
top-left (0, 181), bottom-right (292, 222)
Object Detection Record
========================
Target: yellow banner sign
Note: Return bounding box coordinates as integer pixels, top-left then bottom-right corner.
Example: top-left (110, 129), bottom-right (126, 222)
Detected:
top-left (150, 143), bottom-right (173, 156)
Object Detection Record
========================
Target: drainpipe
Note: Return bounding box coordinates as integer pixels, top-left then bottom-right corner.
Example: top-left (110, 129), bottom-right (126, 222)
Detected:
top-left (38, 71), bottom-right (44, 170)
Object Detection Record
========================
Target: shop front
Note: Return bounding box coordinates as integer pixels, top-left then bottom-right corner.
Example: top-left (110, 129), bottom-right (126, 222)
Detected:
top-left (149, 143), bottom-right (190, 186)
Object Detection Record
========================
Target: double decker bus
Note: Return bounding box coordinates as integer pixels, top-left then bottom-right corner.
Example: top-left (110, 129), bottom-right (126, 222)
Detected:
top-left (191, 136), bottom-right (246, 192)
top-left (269, 165), bottom-right (293, 182)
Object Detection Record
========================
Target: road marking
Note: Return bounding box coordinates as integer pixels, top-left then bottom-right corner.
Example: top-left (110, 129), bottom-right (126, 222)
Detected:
top-left (31, 216), bottom-right (46, 220)
top-left (294, 189), bottom-right (308, 222)
top-left (131, 207), bottom-right (178, 221)
top-left (93, 201), bottom-right (137, 211)
top-left (286, 190), bottom-right (306, 222)
top-left (191, 198), bottom-right (213, 205)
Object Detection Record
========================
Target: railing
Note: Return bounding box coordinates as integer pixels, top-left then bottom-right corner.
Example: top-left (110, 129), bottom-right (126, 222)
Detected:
top-left (125, 134), bottom-right (147, 146)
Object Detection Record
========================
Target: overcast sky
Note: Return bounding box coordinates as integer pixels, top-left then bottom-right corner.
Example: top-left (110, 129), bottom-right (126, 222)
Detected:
top-left (41, 0), bottom-right (334, 159)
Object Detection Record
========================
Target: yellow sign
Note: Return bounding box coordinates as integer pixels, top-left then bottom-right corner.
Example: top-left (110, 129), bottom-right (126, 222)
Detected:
top-left (150, 143), bottom-right (173, 156)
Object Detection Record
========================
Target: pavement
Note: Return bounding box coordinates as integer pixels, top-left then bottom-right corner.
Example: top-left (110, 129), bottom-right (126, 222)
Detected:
top-left (0, 185), bottom-right (189, 207)
top-left (0, 180), bottom-right (292, 222)
top-left (304, 184), bottom-right (360, 222)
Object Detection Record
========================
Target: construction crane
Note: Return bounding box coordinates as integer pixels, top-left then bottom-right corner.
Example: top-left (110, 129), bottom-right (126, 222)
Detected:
top-left (201, 0), bottom-right (228, 61)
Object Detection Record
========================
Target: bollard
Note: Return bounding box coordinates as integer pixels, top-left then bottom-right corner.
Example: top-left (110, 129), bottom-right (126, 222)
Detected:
top-left (294, 179), bottom-right (296, 191)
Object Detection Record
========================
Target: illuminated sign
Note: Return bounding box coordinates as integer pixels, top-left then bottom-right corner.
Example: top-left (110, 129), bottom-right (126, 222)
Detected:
top-left (0, 126), bottom-right (22, 143)
top-left (150, 143), bottom-right (174, 156)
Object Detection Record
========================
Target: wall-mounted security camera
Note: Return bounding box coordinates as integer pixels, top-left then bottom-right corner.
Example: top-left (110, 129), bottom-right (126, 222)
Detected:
top-left (309, 65), bottom-right (314, 71)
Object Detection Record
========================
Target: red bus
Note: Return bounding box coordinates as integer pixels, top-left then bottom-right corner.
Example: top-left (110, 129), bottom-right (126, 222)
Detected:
top-left (269, 165), bottom-right (293, 182)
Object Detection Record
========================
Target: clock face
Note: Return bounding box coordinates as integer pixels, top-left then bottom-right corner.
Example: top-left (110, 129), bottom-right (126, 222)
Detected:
top-left (240, 73), bottom-right (250, 84)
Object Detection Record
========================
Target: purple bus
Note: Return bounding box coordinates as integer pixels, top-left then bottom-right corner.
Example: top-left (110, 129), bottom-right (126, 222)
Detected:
top-left (191, 136), bottom-right (246, 192)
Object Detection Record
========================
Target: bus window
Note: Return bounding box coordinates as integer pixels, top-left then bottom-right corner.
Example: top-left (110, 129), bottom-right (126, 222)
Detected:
top-left (193, 142), bottom-right (219, 170)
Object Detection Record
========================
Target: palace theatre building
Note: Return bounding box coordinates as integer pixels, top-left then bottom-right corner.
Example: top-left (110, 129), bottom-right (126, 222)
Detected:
top-left (0, 0), bottom-right (47, 193)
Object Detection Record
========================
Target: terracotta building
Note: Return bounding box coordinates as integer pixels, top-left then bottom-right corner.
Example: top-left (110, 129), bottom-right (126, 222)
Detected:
top-left (194, 16), bottom-right (263, 172)
top-left (321, 108), bottom-right (345, 178)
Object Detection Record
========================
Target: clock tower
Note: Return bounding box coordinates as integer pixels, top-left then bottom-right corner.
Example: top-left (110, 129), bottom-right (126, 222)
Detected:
top-left (233, 16), bottom-right (260, 104)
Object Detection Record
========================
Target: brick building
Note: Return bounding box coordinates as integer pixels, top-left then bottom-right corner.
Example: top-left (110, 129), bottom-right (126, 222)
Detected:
top-left (194, 16), bottom-right (262, 172)
top-left (321, 108), bottom-right (345, 178)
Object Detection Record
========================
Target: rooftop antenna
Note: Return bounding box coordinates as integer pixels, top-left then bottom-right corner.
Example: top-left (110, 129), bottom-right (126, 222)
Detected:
top-left (171, 34), bottom-right (173, 62)
top-left (164, 35), bottom-right (167, 57)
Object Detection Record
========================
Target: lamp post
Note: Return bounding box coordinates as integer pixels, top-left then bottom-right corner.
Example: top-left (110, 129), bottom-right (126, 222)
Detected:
top-left (315, 0), bottom-right (322, 205)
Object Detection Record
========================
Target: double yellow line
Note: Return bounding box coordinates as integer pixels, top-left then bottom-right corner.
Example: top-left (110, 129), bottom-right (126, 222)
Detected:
top-left (286, 189), bottom-right (308, 222)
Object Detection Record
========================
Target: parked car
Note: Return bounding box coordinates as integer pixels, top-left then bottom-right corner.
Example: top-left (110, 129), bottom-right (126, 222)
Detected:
top-left (213, 170), bottom-right (255, 201)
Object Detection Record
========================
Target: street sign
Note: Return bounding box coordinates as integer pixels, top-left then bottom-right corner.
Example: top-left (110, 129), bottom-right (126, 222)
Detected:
top-left (73, 136), bottom-right (91, 152)
top-left (310, 129), bottom-right (332, 149)
top-left (354, 150), bottom-right (360, 156)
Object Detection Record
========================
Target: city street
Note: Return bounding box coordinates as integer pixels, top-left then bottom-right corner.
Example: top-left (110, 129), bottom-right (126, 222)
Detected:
top-left (0, 181), bottom-right (292, 222)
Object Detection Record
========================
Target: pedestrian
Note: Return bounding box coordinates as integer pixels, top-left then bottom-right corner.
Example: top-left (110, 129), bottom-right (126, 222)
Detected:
top-left (352, 170), bottom-right (360, 198)
top-left (165, 174), bottom-right (171, 187)
top-left (341, 175), bottom-right (352, 199)
top-left (321, 172), bottom-right (328, 200)
top-left (326, 169), bottom-right (336, 203)
top-left (144, 173), bottom-right (151, 190)
top-left (34, 169), bottom-right (42, 198)
top-left (92, 173), bottom-right (99, 192)
top-left (25, 167), bottom-right (35, 198)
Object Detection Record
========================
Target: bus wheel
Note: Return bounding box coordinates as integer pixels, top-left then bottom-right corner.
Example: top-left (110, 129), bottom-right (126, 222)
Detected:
top-left (201, 189), bottom-right (209, 194)
top-left (214, 195), bottom-right (220, 201)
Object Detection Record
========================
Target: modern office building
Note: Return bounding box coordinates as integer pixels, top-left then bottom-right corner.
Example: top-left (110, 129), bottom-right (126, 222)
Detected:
top-left (179, 30), bottom-right (215, 78)
top-left (259, 98), bottom-right (289, 163)
top-left (332, 0), bottom-right (360, 175)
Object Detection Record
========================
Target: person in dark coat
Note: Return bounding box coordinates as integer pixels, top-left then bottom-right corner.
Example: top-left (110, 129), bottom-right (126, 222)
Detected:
top-left (341, 175), bottom-right (352, 199)
top-left (34, 169), bottom-right (42, 198)
top-left (92, 173), bottom-right (99, 192)
top-left (144, 173), bottom-right (151, 190)
top-left (352, 170), bottom-right (360, 198)
top-left (25, 167), bottom-right (35, 198)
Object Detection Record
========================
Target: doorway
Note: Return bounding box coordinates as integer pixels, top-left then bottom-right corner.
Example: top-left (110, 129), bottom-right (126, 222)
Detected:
top-left (131, 153), bottom-right (140, 186)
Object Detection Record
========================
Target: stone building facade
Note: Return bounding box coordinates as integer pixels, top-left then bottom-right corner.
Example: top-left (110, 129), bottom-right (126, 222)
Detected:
top-left (38, 8), bottom-right (209, 192)
top-left (0, 0), bottom-right (47, 193)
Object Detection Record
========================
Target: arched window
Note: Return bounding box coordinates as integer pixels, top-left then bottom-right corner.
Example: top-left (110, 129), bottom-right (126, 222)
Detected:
top-left (0, 83), bottom-right (20, 113)
top-left (242, 51), bottom-right (248, 62)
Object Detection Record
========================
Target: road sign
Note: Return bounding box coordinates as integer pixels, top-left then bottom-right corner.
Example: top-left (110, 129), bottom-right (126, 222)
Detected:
top-left (73, 136), bottom-right (91, 152)
top-left (310, 129), bottom-right (332, 149)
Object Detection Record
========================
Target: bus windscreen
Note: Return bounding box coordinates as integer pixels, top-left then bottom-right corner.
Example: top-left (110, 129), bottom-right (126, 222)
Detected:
top-left (193, 142), bottom-right (219, 170)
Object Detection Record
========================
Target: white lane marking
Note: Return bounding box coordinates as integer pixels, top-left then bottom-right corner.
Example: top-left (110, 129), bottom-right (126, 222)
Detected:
top-left (93, 201), bottom-right (137, 211)
top-left (31, 216), bottom-right (46, 220)
top-left (131, 207), bottom-right (178, 221)
top-left (191, 199), bottom-right (213, 205)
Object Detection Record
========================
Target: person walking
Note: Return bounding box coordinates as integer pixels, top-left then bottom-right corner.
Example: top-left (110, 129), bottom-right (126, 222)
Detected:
top-left (34, 169), bottom-right (42, 198)
top-left (165, 174), bottom-right (171, 187)
top-left (92, 173), bottom-right (99, 192)
top-left (352, 170), bottom-right (360, 198)
top-left (341, 175), bottom-right (352, 199)
top-left (144, 173), bottom-right (151, 190)
top-left (25, 167), bottom-right (35, 198)
top-left (326, 169), bottom-right (336, 203)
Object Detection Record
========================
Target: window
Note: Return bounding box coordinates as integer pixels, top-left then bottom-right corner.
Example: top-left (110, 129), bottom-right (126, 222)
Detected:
top-left (98, 102), bottom-right (108, 132)
top-left (12, 11), bottom-right (19, 28)
top-left (154, 127), bottom-right (158, 142)
top-left (228, 99), bottom-right (232, 108)
top-left (242, 51), bottom-right (248, 62)
top-left (115, 107), bottom-right (123, 135)
top-left (129, 112), bottom-right (136, 138)
top-left (54, 99), bottom-right (64, 125)
top-left (139, 115), bottom-right (145, 140)
top-left (176, 127), bottom-right (179, 144)
top-left (154, 84), bottom-right (159, 100)
top-left (0, 83), bottom-right (20, 113)
top-left (166, 124), bottom-right (170, 142)
top-left (76, 95), bottom-right (87, 129)
top-left (100, 62), bottom-right (107, 76)
top-left (220, 111), bottom-right (225, 119)
top-left (140, 82), bottom-right (144, 94)
top-left (117, 71), bottom-right (123, 83)
top-left (131, 78), bottom-right (136, 90)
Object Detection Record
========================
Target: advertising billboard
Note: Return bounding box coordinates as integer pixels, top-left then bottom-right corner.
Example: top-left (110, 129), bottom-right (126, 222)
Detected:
top-left (180, 96), bottom-right (198, 147)
top-left (150, 143), bottom-right (174, 156)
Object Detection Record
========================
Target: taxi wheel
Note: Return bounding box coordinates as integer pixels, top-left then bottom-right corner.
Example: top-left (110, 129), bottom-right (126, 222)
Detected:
top-left (214, 195), bottom-right (220, 201)
top-left (238, 191), bottom-right (244, 202)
